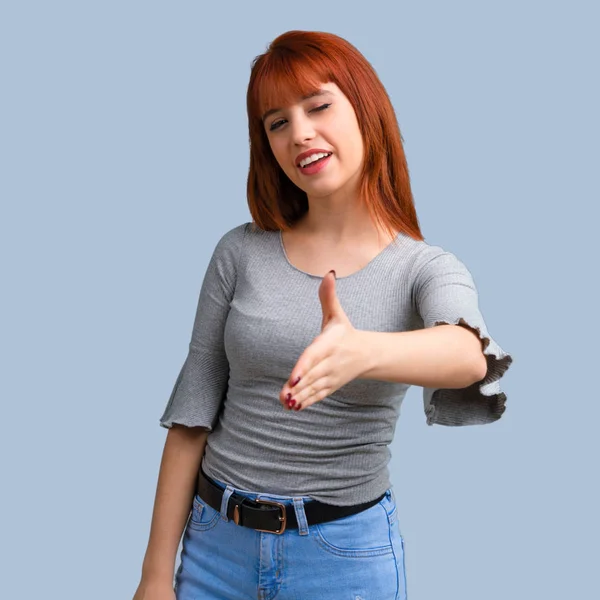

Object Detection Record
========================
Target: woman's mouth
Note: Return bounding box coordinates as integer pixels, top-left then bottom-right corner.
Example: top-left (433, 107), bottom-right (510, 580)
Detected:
top-left (297, 152), bottom-right (333, 175)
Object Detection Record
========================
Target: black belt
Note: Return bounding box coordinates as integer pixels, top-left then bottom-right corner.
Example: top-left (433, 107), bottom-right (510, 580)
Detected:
top-left (196, 467), bottom-right (386, 535)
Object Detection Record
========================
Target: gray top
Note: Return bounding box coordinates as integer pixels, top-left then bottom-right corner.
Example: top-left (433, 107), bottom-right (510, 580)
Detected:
top-left (159, 222), bottom-right (513, 506)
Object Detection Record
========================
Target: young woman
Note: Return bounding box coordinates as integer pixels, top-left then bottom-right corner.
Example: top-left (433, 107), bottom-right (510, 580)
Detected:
top-left (133, 30), bottom-right (513, 600)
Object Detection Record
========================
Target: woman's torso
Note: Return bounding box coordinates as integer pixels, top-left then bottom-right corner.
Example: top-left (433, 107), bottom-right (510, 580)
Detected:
top-left (201, 223), bottom-right (420, 506)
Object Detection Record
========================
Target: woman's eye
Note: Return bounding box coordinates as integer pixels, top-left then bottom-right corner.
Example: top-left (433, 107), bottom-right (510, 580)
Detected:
top-left (269, 103), bottom-right (331, 132)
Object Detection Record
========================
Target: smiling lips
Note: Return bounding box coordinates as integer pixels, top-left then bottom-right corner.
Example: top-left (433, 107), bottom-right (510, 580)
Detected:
top-left (298, 153), bottom-right (332, 175)
top-left (295, 148), bottom-right (333, 167)
top-left (295, 150), bottom-right (333, 176)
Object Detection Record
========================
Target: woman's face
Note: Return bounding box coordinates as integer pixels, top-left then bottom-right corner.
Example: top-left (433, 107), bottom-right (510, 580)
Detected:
top-left (262, 81), bottom-right (364, 202)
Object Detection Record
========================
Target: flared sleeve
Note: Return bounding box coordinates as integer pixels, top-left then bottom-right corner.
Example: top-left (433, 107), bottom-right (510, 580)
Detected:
top-left (412, 246), bottom-right (513, 426)
top-left (159, 224), bottom-right (246, 431)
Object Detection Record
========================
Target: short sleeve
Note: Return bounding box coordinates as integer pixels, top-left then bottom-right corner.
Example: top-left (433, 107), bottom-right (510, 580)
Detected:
top-left (159, 224), bottom-right (246, 431)
top-left (413, 246), bottom-right (514, 426)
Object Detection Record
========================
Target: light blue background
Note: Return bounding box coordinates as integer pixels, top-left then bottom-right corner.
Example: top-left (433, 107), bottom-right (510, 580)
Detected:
top-left (2, 1), bottom-right (598, 598)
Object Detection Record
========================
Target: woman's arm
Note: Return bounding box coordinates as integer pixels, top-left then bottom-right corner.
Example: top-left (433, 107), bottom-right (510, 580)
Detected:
top-left (358, 323), bottom-right (487, 388)
top-left (138, 424), bottom-right (210, 586)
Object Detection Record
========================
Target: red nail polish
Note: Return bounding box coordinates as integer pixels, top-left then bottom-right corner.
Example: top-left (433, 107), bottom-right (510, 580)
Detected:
top-left (287, 399), bottom-right (296, 408)
top-left (286, 393), bottom-right (292, 401)
top-left (291, 376), bottom-right (301, 387)
top-left (293, 404), bottom-right (301, 411)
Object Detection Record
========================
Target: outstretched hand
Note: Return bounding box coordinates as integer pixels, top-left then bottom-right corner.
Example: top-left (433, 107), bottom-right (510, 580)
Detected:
top-left (279, 270), bottom-right (367, 411)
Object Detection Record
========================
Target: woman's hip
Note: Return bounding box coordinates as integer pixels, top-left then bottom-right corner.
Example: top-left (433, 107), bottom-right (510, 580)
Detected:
top-left (175, 471), bottom-right (407, 599)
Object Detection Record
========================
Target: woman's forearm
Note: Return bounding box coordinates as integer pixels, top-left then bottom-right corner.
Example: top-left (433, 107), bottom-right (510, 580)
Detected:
top-left (140, 424), bottom-right (210, 584)
top-left (358, 324), bottom-right (487, 388)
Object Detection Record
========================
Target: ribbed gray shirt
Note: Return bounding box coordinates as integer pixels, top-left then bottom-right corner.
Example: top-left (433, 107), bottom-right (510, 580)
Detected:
top-left (160, 222), bottom-right (513, 506)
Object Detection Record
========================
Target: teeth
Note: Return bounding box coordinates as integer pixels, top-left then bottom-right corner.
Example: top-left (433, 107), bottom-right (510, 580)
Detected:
top-left (299, 152), bottom-right (331, 168)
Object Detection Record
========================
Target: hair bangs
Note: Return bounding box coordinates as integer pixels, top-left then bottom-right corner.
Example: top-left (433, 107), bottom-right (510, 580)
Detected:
top-left (250, 50), bottom-right (332, 124)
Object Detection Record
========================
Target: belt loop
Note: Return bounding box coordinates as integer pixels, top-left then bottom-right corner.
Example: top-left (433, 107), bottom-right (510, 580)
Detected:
top-left (292, 497), bottom-right (310, 536)
top-left (220, 485), bottom-right (235, 521)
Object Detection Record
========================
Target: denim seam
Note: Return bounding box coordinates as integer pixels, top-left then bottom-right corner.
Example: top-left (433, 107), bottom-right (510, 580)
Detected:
top-left (400, 535), bottom-right (408, 600)
top-left (188, 500), bottom-right (221, 531)
top-left (388, 517), bottom-right (400, 600)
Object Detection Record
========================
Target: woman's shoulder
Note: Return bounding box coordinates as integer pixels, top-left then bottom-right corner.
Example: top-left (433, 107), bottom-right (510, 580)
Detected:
top-left (219, 221), bottom-right (274, 241)
top-left (214, 222), bottom-right (255, 251)
top-left (401, 234), bottom-right (468, 274)
top-left (211, 221), bottom-right (277, 267)
top-left (220, 221), bottom-right (252, 241)
top-left (383, 231), bottom-right (449, 273)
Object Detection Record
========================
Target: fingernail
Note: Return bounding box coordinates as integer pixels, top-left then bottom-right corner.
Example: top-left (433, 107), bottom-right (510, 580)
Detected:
top-left (286, 393), bottom-right (292, 401)
top-left (291, 376), bottom-right (301, 387)
top-left (287, 399), bottom-right (296, 408)
top-left (329, 269), bottom-right (336, 279)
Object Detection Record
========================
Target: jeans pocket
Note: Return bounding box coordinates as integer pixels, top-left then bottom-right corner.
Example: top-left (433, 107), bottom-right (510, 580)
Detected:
top-left (314, 494), bottom-right (395, 558)
top-left (187, 494), bottom-right (221, 532)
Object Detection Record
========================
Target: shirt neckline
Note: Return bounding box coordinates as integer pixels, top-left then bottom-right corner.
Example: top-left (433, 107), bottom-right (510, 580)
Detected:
top-left (277, 229), bottom-right (404, 280)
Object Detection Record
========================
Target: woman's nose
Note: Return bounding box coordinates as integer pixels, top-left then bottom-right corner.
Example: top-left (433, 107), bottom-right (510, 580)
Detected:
top-left (290, 117), bottom-right (316, 145)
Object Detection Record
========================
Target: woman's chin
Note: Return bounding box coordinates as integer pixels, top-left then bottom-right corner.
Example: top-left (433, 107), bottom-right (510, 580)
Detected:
top-left (296, 178), bottom-right (343, 198)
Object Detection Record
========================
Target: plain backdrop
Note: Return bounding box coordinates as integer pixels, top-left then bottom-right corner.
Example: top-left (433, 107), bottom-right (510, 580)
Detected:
top-left (1, 1), bottom-right (598, 599)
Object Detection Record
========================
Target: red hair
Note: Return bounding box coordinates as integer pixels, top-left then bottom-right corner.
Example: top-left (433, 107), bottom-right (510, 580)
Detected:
top-left (246, 30), bottom-right (423, 242)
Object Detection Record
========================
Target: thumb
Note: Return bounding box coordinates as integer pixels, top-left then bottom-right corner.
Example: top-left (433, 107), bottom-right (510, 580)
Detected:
top-left (319, 270), bottom-right (343, 329)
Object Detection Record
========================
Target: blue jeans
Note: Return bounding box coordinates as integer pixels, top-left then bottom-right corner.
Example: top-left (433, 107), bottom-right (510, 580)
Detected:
top-left (174, 472), bottom-right (408, 599)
